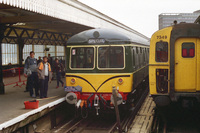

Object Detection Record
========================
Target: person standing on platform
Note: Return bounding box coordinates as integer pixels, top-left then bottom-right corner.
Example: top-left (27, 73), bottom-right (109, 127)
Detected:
top-left (37, 56), bottom-right (52, 98)
top-left (37, 56), bottom-right (42, 65)
top-left (24, 56), bottom-right (30, 93)
top-left (24, 51), bottom-right (39, 98)
top-left (48, 54), bottom-right (53, 66)
top-left (54, 58), bottom-right (64, 88)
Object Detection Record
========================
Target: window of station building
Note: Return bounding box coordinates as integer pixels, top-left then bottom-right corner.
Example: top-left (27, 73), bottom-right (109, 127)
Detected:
top-left (46, 45), bottom-right (55, 57)
top-left (156, 41), bottom-right (168, 62)
top-left (2, 43), bottom-right (18, 65)
top-left (56, 46), bottom-right (65, 56)
top-left (71, 47), bottom-right (94, 69)
top-left (23, 45), bottom-right (33, 62)
top-left (182, 43), bottom-right (195, 58)
top-left (98, 46), bottom-right (124, 69)
top-left (34, 45), bottom-right (45, 59)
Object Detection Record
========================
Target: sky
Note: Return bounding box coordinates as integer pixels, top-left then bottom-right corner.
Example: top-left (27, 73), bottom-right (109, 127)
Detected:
top-left (79, 0), bottom-right (200, 38)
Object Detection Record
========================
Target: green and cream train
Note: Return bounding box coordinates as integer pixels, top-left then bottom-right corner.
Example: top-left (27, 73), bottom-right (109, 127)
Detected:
top-left (64, 29), bottom-right (149, 114)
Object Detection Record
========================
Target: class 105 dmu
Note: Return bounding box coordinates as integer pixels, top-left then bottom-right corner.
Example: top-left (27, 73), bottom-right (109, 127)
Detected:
top-left (64, 28), bottom-right (149, 116)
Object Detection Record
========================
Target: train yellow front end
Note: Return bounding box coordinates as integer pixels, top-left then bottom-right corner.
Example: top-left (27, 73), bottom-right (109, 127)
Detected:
top-left (66, 73), bottom-right (133, 105)
top-left (64, 29), bottom-right (149, 115)
top-left (149, 23), bottom-right (200, 106)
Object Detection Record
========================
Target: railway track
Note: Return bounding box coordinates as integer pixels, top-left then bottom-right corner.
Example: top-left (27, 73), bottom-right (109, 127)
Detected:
top-left (52, 86), bottom-right (149, 133)
top-left (52, 114), bottom-right (117, 133)
top-left (110, 88), bottom-right (149, 133)
top-left (151, 101), bottom-right (200, 133)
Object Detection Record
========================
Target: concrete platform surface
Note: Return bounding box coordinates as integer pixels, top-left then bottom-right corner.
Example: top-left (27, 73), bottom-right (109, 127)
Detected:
top-left (0, 77), bottom-right (67, 124)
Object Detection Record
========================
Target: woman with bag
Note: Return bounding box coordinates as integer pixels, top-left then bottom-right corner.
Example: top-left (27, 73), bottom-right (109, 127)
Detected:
top-left (54, 58), bottom-right (64, 88)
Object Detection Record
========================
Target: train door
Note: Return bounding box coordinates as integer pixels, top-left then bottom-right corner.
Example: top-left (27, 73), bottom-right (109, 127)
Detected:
top-left (175, 38), bottom-right (197, 92)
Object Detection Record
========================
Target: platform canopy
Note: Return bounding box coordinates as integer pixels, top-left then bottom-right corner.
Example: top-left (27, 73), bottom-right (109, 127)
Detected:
top-left (0, 0), bottom-right (150, 94)
top-left (0, 0), bottom-right (149, 45)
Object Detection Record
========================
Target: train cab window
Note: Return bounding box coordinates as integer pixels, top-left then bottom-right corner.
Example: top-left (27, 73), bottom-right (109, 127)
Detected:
top-left (182, 43), bottom-right (195, 58)
top-left (98, 46), bottom-right (124, 69)
top-left (70, 47), bottom-right (94, 69)
top-left (156, 41), bottom-right (168, 62)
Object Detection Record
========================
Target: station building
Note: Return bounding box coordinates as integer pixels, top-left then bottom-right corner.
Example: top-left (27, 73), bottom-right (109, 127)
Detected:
top-left (159, 10), bottom-right (200, 29)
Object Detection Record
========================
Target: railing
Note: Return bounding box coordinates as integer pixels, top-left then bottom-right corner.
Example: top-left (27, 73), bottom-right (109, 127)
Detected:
top-left (3, 56), bottom-right (66, 86)
top-left (3, 67), bottom-right (27, 87)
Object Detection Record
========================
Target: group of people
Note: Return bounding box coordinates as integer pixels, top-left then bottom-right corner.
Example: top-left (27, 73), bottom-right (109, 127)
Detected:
top-left (24, 51), bottom-right (64, 98)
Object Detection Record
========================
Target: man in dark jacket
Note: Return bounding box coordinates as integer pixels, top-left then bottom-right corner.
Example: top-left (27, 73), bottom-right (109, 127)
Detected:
top-left (54, 58), bottom-right (64, 88)
top-left (37, 56), bottom-right (42, 65)
top-left (24, 51), bottom-right (39, 98)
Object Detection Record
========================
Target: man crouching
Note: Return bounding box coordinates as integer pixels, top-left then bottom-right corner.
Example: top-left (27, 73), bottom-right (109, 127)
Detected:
top-left (38, 56), bottom-right (52, 98)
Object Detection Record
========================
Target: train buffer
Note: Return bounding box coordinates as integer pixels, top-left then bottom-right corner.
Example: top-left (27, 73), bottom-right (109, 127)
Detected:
top-left (129, 96), bottom-right (156, 133)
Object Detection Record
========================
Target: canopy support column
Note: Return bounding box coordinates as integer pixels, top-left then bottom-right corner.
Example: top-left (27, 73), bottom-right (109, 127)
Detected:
top-left (17, 38), bottom-right (24, 67)
top-left (0, 24), bottom-right (6, 94)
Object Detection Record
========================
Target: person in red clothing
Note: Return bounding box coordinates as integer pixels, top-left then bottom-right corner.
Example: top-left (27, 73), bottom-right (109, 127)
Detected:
top-left (54, 58), bottom-right (64, 88)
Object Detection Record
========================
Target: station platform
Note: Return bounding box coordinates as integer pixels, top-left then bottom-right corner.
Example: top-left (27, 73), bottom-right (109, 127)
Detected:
top-left (0, 77), bottom-right (67, 131)
top-left (129, 96), bottom-right (156, 133)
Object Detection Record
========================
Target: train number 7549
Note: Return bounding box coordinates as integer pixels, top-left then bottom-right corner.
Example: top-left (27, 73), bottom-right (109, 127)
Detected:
top-left (157, 35), bottom-right (167, 39)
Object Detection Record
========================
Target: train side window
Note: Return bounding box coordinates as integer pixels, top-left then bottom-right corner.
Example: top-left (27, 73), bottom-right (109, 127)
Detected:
top-left (136, 47), bottom-right (139, 54)
top-left (156, 41), bottom-right (168, 62)
top-left (143, 48), bottom-right (145, 65)
top-left (140, 47), bottom-right (142, 53)
top-left (132, 49), bottom-right (136, 67)
top-left (147, 48), bottom-right (149, 62)
top-left (145, 48), bottom-right (147, 64)
top-left (182, 43), bottom-right (195, 58)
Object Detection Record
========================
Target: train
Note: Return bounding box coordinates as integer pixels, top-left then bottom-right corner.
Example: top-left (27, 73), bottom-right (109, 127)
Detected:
top-left (149, 23), bottom-right (200, 107)
top-left (64, 28), bottom-right (149, 116)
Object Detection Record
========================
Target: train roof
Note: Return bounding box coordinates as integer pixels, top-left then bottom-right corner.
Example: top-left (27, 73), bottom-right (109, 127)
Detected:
top-left (172, 23), bottom-right (200, 31)
top-left (67, 28), bottom-right (149, 45)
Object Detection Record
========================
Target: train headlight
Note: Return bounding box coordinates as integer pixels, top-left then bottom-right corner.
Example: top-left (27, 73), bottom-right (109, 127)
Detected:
top-left (118, 78), bottom-right (123, 84)
top-left (71, 78), bottom-right (76, 84)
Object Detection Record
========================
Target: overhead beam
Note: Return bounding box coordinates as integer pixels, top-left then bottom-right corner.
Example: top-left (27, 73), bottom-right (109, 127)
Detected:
top-left (13, 24), bottom-right (92, 34)
top-left (0, 15), bottom-right (56, 24)
top-left (19, 23), bottom-right (88, 29)
top-left (2, 26), bottom-right (72, 45)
